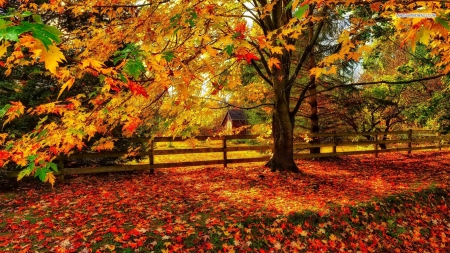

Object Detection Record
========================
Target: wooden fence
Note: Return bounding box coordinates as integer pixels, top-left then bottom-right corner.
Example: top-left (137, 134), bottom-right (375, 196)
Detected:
top-left (4, 130), bottom-right (450, 178)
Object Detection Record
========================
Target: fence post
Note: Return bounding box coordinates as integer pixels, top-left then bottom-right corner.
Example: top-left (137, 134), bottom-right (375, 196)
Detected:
top-left (58, 157), bottom-right (65, 181)
top-left (149, 140), bottom-right (155, 174)
top-left (437, 132), bottom-right (442, 151)
top-left (374, 134), bottom-right (378, 158)
top-left (223, 136), bottom-right (228, 168)
top-left (408, 129), bottom-right (413, 155)
top-left (332, 132), bottom-right (337, 154)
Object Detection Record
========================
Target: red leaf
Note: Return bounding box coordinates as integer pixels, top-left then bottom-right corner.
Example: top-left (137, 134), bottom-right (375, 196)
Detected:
top-left (236, 53), bottom-right (260, 64)
top-left (128, 81), bottom-right (149, 98)
top-left (0, 150), bottom-right (9, 167)
top-left (234, 21), bottom-right (247, 34)
top-left (370, 2), bottom-right (382, 11)
top-left (123, 117), bottom-right (142, 134)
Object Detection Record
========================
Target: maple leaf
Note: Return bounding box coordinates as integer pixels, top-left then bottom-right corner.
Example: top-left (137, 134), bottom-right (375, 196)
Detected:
top-left (236, 52), bottom-right (260, 64)
top-left (0, 40), bottom-right (10, 58)
top-left (0, 150), bottom-right (9, 167)
top-left (128, 81), bottom-right (149, 98)
top-left (268, 57), bottom-right (281, 69)
top-left (310, 67), bottom-right (326, 77)
top-left (233, 21), bottom-right (247, 39)
top-left (93, 139), bottom-right (115, 152)
top-left (58, 78), bottom-right (75, 99)
top-left (294, 4), bottom-right (309, 19)
top-left (270, 46), bottom-right (284, 55)
top-left (370, 2), bottom-right (382, 11)
top-left (329, 234), bottom-right (337, 241)
top-left (37, 43), bottom-right (66, 75)
top-left (82, 59), bottom-right (105, 71)
top-left (3, 101), bottom-right (25, 126)
top-left (284, 44), bottom-right (296, 52)
top-left (44, 172), bottom-right (56, 186)
top-left (122, 117), bottom-right (142, 135)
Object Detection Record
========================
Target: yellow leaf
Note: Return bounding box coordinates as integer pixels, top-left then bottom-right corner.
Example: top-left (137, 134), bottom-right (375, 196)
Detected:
top-left (3, 101), bottom-right (25, 127)
top-left (291, 0), bottom-right (300, 10)
top-left (289, 32), bottom-right (301, 39)
top-left (45, 172), bottom-right (56, 186)
top-left (419, 27), bottom-right (432, 45)
top-left (93, 139), bottom-right (115, 152)
top-left (205, 45), bottom-right (217, 57)
top-left (268, 57), bottom-right (281, 70)
top-left (0, 40), bottom-right (10, 58)
top-left (263, 1), bottom-right (276, 13)
top-left (58, 78), bottom-right (75, 99)
top-left (328, 65), bottom-right (337, 75)
top-left (270, 46), bottom-right (284, 55)
top-left (329, 234), bottom-right (337, 241)
top-left (310, 67), bottom-right (326, 77)
top-left (104, 244), bottom-right (115, 251)
top-left (40, 44), bottom-right (66, 75)
top-left (82, 59), bottom-right (105, 71)
top-left (284, 44), bottom-right (296, 51)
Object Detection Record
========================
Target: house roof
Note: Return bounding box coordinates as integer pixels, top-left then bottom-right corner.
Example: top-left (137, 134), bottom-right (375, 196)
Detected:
top-left (221, 109), bottom-right (248, 126)
top-left (227, 109), bottom-right (247, 121)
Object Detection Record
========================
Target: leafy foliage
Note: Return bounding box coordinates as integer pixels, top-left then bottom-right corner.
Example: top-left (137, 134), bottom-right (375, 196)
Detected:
top-left (2, 0), bottom-right (450, 180)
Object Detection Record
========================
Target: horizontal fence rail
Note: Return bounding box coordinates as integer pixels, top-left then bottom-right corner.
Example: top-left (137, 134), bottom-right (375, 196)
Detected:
top-left (4, 130), bottom-right (449, 178)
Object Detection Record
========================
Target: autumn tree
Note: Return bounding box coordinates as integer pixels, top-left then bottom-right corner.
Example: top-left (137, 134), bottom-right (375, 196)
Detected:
top-left (2, 0), bottom-right (450, 182)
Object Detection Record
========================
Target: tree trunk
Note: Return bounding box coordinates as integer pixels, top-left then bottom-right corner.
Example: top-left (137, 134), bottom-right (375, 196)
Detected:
top-left (379, 135), bottom-right (387, 149)
top-left (266, 105), bottom-right (300, 173)
top-left (308, 82), bottom-right (321, 154)
top-left (265, 74), bottom-right (301, 173)
top-left (307, 22), bottom-right (320, 154)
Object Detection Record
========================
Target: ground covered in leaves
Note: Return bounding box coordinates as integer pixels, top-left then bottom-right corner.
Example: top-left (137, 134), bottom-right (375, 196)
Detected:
top-left (1, 151), bottom-right (450, 252)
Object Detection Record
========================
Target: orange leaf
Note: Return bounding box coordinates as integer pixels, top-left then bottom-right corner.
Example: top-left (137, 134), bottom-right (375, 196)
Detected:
top-left (268, 57), bottom-right (281, 70)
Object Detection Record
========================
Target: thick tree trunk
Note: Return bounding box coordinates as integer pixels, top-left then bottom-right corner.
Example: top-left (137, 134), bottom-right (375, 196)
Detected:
top-left (265, 74), bottom-right (301, 173)
top-left (266, 106), bottom-right (300, 173)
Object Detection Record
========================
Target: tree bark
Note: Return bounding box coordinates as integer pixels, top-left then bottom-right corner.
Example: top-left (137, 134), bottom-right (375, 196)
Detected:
top-left (266, 106), bottom-right (300, 172)
top-left (307, 13), bottom-right (320, 154)
top-left (265, 74), bottom-right (301, 173)
top-left (308, 81), bottom-right (321, 154)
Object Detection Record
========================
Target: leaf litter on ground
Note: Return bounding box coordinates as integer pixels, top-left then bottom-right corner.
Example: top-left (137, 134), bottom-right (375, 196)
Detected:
top-left (0, 151), bottom-right (449, 252)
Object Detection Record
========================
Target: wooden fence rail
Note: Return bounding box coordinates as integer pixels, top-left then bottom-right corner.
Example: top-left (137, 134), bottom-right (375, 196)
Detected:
top-left (4, 130), bottom-right (449, 178)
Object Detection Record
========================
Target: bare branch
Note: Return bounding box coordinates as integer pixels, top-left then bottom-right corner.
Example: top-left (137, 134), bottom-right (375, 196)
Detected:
top-left (250, 60), bottom-right (274, 86)
top-left (210, 102), bottom-right (274, 110)
top-left (306, 74), bottom-right (447, 99)
top-left (288, 6), bottom-right (326, 85)
top-left (290, 76), bottom-right (316, 116)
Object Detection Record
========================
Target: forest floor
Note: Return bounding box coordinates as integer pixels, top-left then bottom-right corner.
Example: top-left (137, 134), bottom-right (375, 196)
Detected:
top-left (1, 151), bottom-right (450, 252)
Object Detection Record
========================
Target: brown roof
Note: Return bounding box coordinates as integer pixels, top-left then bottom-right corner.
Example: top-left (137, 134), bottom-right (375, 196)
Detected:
top-left (221, 109), bottom-right (248, 126)
top-left (227, 109), bottom-right (247, 121)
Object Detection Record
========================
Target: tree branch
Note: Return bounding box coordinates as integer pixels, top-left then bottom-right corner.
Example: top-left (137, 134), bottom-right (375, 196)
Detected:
top-left (290, 76), bottom-right (316, 116)
top-left (206, 98), bottom-right (274, 110)
top-left (250, 59), bottom-right (274, 86)
top-left (305, 74), bottom-right (446, 99)
top-left (288, 6), bottom-right (326, 85)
